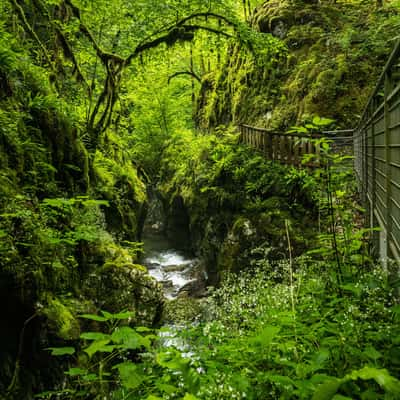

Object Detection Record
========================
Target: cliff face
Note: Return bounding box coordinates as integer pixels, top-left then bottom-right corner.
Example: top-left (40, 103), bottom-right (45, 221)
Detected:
top-left (197, 0), bottom-right (400, 130)
top-left (0, 22), bottom-right (163, 398)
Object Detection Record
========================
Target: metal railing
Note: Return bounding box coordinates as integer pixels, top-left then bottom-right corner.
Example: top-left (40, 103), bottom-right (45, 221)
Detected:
top-left (354, 39), bottom-right (400, 264)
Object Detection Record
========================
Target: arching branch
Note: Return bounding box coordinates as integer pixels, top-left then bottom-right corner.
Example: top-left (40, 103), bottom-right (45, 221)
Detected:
top-left (127, 24), bottom-right (233, 65)
top-left (168, 71), bottom-right (201, 84)
top-left (57, 1), bottom-right (241, 148)
top-left (64, 0), bottom-right (124, 65)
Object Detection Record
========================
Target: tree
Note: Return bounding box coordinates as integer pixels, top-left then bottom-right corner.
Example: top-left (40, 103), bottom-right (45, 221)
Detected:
top-left (9, 0), bottom-right (245, 151)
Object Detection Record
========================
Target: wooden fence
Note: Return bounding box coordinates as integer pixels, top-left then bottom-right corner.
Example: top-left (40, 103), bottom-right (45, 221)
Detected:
top-left (238, 124), bottom-right (322, 167)
top-left (354, 39), bottom-right (400, 264)
top-left (239, 125), bottom-right (354, 167)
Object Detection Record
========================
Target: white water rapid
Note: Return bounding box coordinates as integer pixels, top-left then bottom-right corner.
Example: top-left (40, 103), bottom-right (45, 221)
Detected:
top-left (141, 232), bottom-right (199, 299)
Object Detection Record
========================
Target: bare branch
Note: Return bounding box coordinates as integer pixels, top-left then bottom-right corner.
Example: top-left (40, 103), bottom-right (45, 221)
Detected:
top-left (168, 71), bottom-right (201, 84)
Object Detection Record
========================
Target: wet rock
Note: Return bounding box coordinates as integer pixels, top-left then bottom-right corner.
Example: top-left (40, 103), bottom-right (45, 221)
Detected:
top-left (146, 262), bottom-right (161, 270)
top-left (163, 263), bottom-right (191, 273)
top-left (83, 261), bottom-right (164, 326)
top-left (165, 195), bottom-right (191, 250)
top-left (160, 279), bottom-right (174, 289)
top-left (178, 275), bottom-right (207, 298)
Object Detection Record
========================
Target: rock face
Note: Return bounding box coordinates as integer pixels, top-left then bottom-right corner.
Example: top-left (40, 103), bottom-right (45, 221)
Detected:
top-left (83, 263), bottom-right (164, 326)
top-left (165, 195), bottom-right (192, 250)
top-left (160, 168), bottom-right (316, 286)
top-left (197, 0), bottom-right (400, 130)
top-left (0, 32), bottom-right (163, 398)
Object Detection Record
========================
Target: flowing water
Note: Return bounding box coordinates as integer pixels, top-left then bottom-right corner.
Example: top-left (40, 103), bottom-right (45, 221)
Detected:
top-left (141, 231), bottom-right (202, 354)
top-left (141, 232), bottom-right (200, 299)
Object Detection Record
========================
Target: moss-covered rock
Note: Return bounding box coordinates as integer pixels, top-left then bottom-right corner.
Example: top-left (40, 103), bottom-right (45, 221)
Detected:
top-left (162, 294), bottom-right (204, 324)
top-left (159, 130), bottom-right (317, 283)
top-left (0, 23), bottom-right (158, 397)
top-left (41, 297), bottom-right (81, 340)
top-left (83, 261), bottom-right (164, 327)
top-left (197, 0), bottom-right (400, 130)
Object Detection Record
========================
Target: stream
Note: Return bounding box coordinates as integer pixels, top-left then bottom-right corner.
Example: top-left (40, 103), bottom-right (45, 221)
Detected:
top-left (141, 231), bottom-right (202, 299)
top-left (140, 230), bottom-right (203, 354)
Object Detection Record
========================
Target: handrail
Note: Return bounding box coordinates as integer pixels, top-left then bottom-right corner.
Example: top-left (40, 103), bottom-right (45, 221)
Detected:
top-left (356, 38), bottom-right (400, 131)
top-left (353, 38), bottom-right (400, 265)
top-left (237, 124), bottom-right (353, 168)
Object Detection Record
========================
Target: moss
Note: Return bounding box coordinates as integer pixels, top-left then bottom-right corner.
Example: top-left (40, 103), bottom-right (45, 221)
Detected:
top-left (162, 295), bottom-right (203, 324)
top-left (42, 297), bottom-right (80, 340)
top-left (198, 0), bottom-right (400, 129)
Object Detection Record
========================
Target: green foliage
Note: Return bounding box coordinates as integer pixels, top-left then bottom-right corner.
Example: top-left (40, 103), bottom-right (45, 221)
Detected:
top-left (45, 260), bottom-right (400, 399)
top-left (199, 0), bottom-right (400, 129)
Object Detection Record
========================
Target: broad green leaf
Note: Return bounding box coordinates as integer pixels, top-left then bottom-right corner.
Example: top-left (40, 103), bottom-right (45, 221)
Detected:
top-left (157, 349), bottom-right (189, 371)
top-left (266, 374), bottom-right (295, 386)
top-left (156, 382), bottom-right (178, 394)
top-left (115, 362), bottom-right (145, 390)
top-left (146, 396), bottom-right (162, 400)
top-left (183, 394), bottom-right (199, 400)
top-left (348, 366), bottom-right (400, 393)
top-left (363, 346), bottom-right (382, 360)
top-left (253, 325), bottom-right (280, 347)
top-left (79, 313), bottom-right (108, 322)
top-left (112, 326), bottom-right (151, 350)
top-left (110, 311), bottom-right (135, 320)
top-left (100, 310), bottom-right (114, 319)
top-left (47, 347), bottom-right (75, 356)
top-left (313, 348), bottom-right (330, 367)
top-left (136, 326), bottom-right (151, 332)
top-left (312, 116), bottom-right (335, 126)
top-left (312, 378), bottom-right (342, 400)
top-left (80, 332), bottom-right (110, 341)
top-left (84, 339), bottom-right (113, 358)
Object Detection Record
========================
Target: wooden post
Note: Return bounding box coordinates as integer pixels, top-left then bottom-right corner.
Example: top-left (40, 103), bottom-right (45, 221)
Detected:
top-left (315, 139), bottom-right (320, 167)
top-left (287, 136), bottom-right (292, 165)
top-left (267, 133), bottom-right (273, 160)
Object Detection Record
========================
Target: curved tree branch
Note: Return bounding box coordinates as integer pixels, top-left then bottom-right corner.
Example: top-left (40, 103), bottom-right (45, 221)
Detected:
top-left (168, 71), bottom-right (201, 84)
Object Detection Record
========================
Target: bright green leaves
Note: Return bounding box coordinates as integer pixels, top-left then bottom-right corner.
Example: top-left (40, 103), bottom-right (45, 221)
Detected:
top-left (47, 347), bottom-right (75, 356)
top-left (114, 362), bottom-right (146, 390)
top-left (312, 367), bottom-right (400, 399)
top-left (79, 321), bottom-right (150, 360)
top-left (157, 348), bottom-right (190, 370)
top-left (348, 367), bottom-right (400, 393)
top-left (111, 326), bottom-right (152, 350)
top-left (312, 116), bottom-right (335, 127)
top-left (80, 310), bottom-right (135, 322)
top-left (312, 378), bottom-right (342, 400)
top-left (84, 339), bottom-right (114, 358)
top-left (251, 325), bottom-right (280, 348)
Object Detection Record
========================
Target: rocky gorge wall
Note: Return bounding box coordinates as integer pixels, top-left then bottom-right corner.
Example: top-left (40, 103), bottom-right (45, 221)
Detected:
top-left (158, 130), bottom-right (318, 286)
top-left (0, 27), bottom-right (163, 399)
top-left (197, 0), bottom-right (400, 130)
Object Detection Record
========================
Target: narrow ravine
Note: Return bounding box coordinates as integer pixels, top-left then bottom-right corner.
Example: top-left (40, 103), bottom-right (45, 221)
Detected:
top-left (141, 231), bottom-right (199, 299)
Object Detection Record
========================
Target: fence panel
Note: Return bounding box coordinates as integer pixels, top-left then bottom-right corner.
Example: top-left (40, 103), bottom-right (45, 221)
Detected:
top-left (238, 125), bottom-right (325, 167)
top-left (354, 39), bottom-right (400, 264)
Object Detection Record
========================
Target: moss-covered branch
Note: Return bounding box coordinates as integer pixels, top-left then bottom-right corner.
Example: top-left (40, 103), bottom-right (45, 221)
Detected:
top-left (168, 71), bottom-right (202, 84)
top-left (9, 0), bottom-right (55, 72)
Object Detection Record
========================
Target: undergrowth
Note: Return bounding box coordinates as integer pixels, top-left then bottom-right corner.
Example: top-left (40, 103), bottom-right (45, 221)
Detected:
top-left (41, 128), bottom-right (400, 400)
top-left (40, 259), bottom-right (400, 400)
